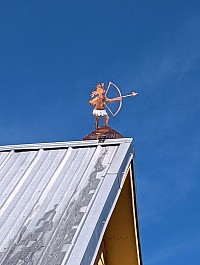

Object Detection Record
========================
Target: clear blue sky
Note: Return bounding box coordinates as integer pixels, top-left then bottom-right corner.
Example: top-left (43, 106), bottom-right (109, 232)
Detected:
top-left (0, 0), bottom-right (200, 264)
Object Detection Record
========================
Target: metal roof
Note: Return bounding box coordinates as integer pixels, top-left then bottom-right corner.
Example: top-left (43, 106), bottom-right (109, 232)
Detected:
top-left (0, 138), bottom-right (134, 265)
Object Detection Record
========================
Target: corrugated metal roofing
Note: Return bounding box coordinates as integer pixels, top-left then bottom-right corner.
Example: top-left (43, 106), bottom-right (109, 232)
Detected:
top-left (0, 138), bottom-right (134, 265)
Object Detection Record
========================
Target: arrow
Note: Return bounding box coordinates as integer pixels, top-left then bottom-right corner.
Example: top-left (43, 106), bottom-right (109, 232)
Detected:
top-left (120, 91), bottom-right (138, 98)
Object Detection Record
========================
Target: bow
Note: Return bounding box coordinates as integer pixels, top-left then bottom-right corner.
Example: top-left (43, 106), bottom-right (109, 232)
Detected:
top-left (105, 81), bottom-right (122, 117)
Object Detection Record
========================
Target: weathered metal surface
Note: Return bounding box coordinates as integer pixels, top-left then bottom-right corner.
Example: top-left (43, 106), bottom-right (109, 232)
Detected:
top-left (0, 139), bottom-right (133, 265)
top-left (83, 126), bottom-right (123, 140)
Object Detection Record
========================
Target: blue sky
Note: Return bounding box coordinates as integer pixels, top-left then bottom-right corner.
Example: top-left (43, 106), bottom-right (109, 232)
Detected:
top-left (0, 0), bottom-right (200, 264)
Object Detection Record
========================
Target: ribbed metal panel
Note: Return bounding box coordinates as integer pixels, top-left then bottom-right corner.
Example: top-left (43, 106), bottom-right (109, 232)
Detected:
top-left (0, 139), bottom-right (133, 265)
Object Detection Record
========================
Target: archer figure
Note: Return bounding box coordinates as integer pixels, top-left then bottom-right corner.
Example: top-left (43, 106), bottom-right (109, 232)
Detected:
top-left (89, 82), bottom-right (138, 129)
top-left (89, 83), bottom-right (120, 129)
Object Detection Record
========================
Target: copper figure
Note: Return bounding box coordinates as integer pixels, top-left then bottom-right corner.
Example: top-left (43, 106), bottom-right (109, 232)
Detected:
top-left (89, 82), bottom-right (138, 129)
top-left (89, 83), bottom-right (119, 129)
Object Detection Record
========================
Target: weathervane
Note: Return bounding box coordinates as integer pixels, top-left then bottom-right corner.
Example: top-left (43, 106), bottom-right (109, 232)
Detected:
top-left (84, 81), bottom-right (138, 140)
top-left (89, 81), bottom-right (138, 128)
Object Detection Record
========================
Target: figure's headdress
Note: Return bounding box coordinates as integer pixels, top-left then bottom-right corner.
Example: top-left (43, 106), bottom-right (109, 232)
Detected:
top-left (90, 83), bottom-right (105, 97)
top-left (95, 83), bottom-right (104, 89)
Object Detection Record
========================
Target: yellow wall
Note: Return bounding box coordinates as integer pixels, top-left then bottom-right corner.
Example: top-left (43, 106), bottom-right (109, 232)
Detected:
top-left (94, 166), bottom-right (141, 265)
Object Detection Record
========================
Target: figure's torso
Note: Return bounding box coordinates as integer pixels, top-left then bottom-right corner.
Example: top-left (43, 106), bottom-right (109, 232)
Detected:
top-left (94, 96), bottom-right (106, 110)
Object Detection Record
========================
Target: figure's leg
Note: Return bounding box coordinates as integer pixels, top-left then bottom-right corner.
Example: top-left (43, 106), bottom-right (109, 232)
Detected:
top-left (95, 115), bottom-right (100, 129)
top-left (104, 115), bottom-right (109, 127)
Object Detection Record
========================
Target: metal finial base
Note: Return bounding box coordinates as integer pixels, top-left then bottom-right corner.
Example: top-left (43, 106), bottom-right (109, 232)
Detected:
top-left (83, 126), bottom-right (123, 141)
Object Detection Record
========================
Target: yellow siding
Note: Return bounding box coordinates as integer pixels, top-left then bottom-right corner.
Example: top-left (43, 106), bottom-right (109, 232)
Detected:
top-left (94, 166), bottom-right (141, 265)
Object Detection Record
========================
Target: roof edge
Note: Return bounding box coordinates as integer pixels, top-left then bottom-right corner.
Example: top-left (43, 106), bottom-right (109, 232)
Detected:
top-left (0, 138), bottom-right (133, 152)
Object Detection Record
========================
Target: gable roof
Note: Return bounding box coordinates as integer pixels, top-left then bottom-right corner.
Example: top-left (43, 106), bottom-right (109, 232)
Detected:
top-left (0, 138), bottom-right (140, 265)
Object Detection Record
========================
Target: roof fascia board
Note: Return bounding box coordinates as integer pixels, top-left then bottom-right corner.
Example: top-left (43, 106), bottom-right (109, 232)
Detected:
top-left (107, 141), bottom-right (134, 187)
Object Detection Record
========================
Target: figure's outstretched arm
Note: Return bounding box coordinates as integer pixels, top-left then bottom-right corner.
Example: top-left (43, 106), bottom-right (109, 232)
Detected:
top-left (106, 97), bottom-right (121, 103)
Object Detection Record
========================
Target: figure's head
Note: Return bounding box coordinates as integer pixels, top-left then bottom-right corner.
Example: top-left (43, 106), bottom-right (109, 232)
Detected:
top-left (95, 83), bottom-right (105, 95)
